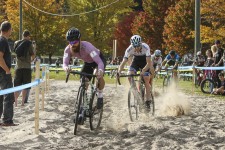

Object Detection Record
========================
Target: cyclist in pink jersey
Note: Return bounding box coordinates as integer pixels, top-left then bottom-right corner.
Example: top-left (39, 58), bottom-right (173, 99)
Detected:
top-left (63, 27), bottom-right (106, 109)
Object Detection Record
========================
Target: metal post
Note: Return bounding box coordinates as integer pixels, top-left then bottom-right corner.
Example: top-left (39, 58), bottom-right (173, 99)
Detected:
top-left (19, 0), bottom-right (23, 40)
top-left (115, 40), bottom-right (117, 59)
top-left (194, 0), bottom-right (201, 56)
top-left (193, 0), bottom-right (201, 94)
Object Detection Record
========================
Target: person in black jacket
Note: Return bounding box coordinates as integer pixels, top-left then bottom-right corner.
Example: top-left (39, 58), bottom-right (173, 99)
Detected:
top-left (14, 30), bottom-right (35, 106)
top-left (212, 40), bottom-right (224, 88)
top-left (0, 21), bottom-right (17, 126)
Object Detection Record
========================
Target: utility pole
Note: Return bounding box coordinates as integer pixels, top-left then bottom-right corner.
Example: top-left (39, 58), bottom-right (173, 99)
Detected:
top-left (19, 0), bottom-right (22, 40)
top-left (194, 0), bottom-right (200, 56)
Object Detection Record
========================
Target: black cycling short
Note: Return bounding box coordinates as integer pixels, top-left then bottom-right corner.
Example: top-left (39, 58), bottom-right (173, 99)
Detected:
top-left (81, 52), bottom-right (106, 80)
top-left (153, 64), bottom-right (158, 70)
top-left (129, 55), bottom-right (150, 72)
top-left (14, 68), bottom-right (32, 89)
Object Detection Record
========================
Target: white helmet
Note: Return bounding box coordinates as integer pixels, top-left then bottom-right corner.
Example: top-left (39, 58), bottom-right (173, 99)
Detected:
top-left (154, 49), bottom-right (162, 57)
top-left (197, 51), bottom-right (201, 56)
top-left (130, 35), bottom-right (142, 47)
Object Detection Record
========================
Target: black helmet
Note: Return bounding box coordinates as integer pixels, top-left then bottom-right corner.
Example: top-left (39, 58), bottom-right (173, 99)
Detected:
top-left (66, 27), bottom-right (81, 41)
top-left (169, 50), bottom-right (176, 55)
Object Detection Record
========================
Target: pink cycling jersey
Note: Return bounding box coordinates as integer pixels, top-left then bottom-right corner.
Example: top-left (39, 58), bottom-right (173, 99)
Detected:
top-left (63, 41), bottom-right (104, 71)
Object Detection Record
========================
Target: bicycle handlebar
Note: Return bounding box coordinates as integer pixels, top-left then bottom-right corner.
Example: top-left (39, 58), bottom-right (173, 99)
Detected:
top-left (65, 71), bottom-right (97, 83)
top-left (116, 73), bottom-right (141, 85)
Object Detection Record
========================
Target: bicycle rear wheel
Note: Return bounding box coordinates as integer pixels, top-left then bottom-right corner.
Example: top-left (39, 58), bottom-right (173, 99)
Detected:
top-left (149, 92), bottom-right (155, 116)
top-left (200, 79), bottom-right (215, 94)
top-left (74, 88), bottom-right (84, 135)
top-left (89, 90), bottom-right (103, 130)
top-left (163, 76), bottom-right (170, 92)
top-left (128, 88), bottom-right (139, 121)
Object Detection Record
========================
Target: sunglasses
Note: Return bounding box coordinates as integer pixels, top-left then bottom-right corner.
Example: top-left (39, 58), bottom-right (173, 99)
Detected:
top-left (69, 40), bottom-right (79, 45)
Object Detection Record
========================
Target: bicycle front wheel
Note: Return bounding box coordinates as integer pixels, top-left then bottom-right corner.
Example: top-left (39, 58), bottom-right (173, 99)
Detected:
top-left (200, 79), bottom-right (215, 94)
top-left (163, 76), bottom-right (170, 92)
top-left (128, 88), bottom-right (138, 121)
top-left (74, 88), bottom-right (84, 135)
top-left (89, 90), bottom-right (103, 130)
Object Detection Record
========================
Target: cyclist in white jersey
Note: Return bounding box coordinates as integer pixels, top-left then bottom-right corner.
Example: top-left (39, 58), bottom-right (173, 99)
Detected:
top-left (118, 35), bottom-right (154, 109)
top-left (151, 49), bottom-right (162, 73)
top-left (150, 49), bottom-right (162, 85)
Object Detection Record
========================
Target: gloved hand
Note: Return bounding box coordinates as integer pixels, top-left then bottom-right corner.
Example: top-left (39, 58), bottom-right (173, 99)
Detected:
top-left (97, 70), bottom-right (104, 79)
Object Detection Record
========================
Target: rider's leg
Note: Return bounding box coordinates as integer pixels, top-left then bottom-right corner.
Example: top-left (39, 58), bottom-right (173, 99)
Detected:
top-left (173, 69), bottom-right (178, 82)
top-left (149, 74), bottom-right (154, 89)
top-left (143, 74), bottom-right (151, 100)
top-left (96, 77), bottom-right (105, 99)
top-left (128, 67), bottom-right (136, 85)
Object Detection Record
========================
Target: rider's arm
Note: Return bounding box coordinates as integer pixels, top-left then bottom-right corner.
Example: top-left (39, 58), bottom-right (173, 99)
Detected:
top-left (118, 47), bottom-right (131, 74)
top-left (142, 56), bottom-right (152, 72)
top-left (173, 54), bottom-right (180, 68)
top-left (141, 44), bottom-right (152, 73)
top-left (162, 57), bottom-right (168, 67)
top-left (63, 46), bottom-right (71, 71)
top-left (90, 51), bottom-right (105, 72)
top-left (156, 58), bottom-right (162, 72)
top-left (118, 58), bottom-right (128, 74)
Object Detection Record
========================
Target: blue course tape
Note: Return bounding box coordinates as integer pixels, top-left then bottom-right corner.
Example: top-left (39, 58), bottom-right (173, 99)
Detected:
top-left (195, 66), bottom-right (225, 70)
top-left (0, 79), bottom-right (42, 95)
top-left (177, 66), bottom-right (225, 70)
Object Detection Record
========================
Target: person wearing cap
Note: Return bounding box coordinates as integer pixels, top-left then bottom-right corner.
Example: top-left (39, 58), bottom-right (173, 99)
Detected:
top-left (14, 30), bottom-right (35, 106)
top-left (0, 21), bottom-right (17, 126)
top-left (212, 40), bottom-right (224, 88)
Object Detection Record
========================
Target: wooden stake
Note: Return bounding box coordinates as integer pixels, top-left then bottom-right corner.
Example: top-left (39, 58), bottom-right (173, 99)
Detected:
top-left (41, 66), bottom-right (46, 111)
top-left (35, 60), bottom-right (40, 135)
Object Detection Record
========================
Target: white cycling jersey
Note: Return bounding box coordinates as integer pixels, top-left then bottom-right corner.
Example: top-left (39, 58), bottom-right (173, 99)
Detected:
top-left (124, 43), bottom-right (151, 59)
top-left (151, 54), bottom-right (162, 66)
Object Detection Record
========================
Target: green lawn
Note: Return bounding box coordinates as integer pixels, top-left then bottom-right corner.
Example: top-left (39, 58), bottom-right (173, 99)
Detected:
top-left (28, 69), bottom-right (224, 100)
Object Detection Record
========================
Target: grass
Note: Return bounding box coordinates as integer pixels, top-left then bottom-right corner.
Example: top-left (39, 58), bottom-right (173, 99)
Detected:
top-left (153, 76), bottom-right (225, 100)
top-left (27, 69), bottom-right (225, 100)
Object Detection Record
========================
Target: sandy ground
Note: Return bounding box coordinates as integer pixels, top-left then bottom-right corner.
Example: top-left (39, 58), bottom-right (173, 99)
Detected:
top-left (1, 80), bottom-right (225, 150)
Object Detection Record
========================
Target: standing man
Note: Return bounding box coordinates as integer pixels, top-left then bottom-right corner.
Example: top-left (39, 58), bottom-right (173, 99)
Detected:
top-left (213, 40), bottom-right (224, 88)
top-left (14, 30), bottom-right (35, 106)
top-left (0, 21), bottom-right (17, 126)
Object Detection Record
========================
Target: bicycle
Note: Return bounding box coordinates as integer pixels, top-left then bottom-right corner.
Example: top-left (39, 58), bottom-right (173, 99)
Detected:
top-left (162, 68), bottom-right (174, 92)
top-left (200, 69), bottom-right (217, 94)
top-left (117, 74), bottom-right (155, 121)
top-left (194, 69), bottom-right (204, 88)
top-left (66, 71), bottom-right (103, 135)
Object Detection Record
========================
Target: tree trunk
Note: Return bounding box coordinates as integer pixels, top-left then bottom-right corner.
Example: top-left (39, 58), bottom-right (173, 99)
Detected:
top-left (48, 54), bottom-right (52, 64)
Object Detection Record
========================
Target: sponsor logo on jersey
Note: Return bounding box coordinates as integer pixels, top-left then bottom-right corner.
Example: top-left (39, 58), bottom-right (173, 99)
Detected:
top-left (90, 51), bottom-right (98, 58)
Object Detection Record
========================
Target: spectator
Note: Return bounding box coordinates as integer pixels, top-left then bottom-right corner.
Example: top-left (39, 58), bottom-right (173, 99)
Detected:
top-left (73, 57), bottom-right (79, 66)
top-left (211, 44), bottom-right (217, 58)
top-left (55, 57), bottom-right (61, 68)
top-left (212, 73), bottom-right (225, 95)
top-left (205, 49), bottom-right (214, 67)
top-left (212, 40), bottom-right (224, 88)
top-left (14, 30), bottom-right (35, 106)
top-left (0, 21), bottom-right (17, 126)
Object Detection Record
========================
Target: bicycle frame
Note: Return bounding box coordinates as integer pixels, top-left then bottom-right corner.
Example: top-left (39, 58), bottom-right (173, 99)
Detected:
top-left (117, 73), bottom-right (155, 121)
top-left (66, 71), bottom-right (102, 135)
